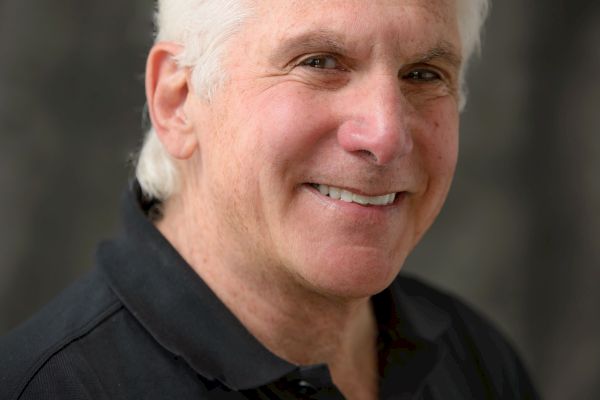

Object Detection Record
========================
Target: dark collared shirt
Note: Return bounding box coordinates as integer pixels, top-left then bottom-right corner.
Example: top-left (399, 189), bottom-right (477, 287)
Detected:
top-left (0, 183), bottom-right (539, 399)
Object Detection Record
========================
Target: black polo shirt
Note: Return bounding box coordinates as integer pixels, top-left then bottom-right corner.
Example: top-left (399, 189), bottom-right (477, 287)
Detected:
top-left (0, 183), bottom-right (539, 399)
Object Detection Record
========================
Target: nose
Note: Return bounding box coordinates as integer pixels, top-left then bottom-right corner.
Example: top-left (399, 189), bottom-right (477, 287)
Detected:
top-left (337, 75), bottom-right (414, 165)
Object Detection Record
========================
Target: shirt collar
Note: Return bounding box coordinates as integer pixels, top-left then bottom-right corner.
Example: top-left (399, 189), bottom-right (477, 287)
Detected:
top-left (373, 278), bottom-right (451, 397)
top-left (97, 181), bottom-right (450, 391)
top-left (97, 181), bottom-right (297, 390)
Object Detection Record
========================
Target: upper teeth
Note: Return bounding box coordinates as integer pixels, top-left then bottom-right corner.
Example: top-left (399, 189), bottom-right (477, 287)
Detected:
top-left (313, 184), bottom-right (396, 206)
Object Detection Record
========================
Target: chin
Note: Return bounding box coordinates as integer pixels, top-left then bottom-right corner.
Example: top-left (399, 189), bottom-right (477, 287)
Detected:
top-left (296, 248), bottom-right (406, 300)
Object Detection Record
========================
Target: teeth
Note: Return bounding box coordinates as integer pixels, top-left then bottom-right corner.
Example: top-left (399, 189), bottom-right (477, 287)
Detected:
top-left (340, 190), bottom-right (353, 202)
top-left (329, 187), bottom-right (341, 200)
top-left (313, 184), bottom-right (396, 206)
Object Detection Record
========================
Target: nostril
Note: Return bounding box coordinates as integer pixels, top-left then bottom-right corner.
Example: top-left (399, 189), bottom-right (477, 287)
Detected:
top-left (357, 149), bottom-right (378, 162)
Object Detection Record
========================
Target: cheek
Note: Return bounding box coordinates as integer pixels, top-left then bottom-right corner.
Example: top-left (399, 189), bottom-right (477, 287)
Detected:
top-left (418, 102), bottom-right (459, 180)
top-left (413, 102), bottom-right (459, 213)
top-left (248, 87), bottom-right (338, 167)
top-left (206, 86), bottom-right (338, 232)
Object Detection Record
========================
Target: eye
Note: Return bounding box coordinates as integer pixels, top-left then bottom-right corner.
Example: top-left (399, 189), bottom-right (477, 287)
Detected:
top-left (403, 69), bottom-right (441, 82)
top-left (299, 54), bottom-right (343, 70)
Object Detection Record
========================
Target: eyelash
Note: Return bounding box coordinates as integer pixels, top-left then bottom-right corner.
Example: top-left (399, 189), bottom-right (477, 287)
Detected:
top-left (298, 54), bottom-right (345, 70)
top-left (298, 55), bottom-right (445, 84)
top-left (403, 69), bottom-right (442, 82)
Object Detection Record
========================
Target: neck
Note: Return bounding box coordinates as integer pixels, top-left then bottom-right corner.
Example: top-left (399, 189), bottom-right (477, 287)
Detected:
top-left (156, 191), bottom-right (379, 399)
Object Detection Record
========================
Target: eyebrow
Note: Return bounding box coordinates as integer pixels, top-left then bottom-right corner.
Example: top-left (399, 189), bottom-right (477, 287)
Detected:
top-left (270, 30), bottom-right (462, 70)
top-left (270, 29), bottom-right (349, 66)
top-left (411, 41), bottom-right (462, 70)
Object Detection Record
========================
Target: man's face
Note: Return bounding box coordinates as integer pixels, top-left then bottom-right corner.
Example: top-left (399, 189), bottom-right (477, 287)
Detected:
top-left (187, 0), bottom-right (461, 298)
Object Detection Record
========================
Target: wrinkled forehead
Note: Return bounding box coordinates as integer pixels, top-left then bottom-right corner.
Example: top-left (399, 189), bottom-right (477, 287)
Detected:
top-left (248, 0), bottom-right (458, 37)
top-left (251, 0), bottom-right (457, 23)
top-left (242, 0), bottom-right (461, 60)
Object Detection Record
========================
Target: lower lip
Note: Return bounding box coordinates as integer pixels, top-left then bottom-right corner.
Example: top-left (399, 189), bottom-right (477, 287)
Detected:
top-left (303, 184), bottom-right (405, 217)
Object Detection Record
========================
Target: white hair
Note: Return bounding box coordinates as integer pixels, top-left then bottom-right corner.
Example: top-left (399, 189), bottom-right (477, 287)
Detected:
top-left (136, 0), bottom-right (490, 202)
top-left (136, 0), bottom-right (249, 201)
top-left (457, 0), bottom-right (491, 109)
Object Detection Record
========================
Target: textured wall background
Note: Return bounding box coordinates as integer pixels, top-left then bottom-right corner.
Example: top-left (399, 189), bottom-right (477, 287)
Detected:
top-left (1, 1), bottom-right (599, 399)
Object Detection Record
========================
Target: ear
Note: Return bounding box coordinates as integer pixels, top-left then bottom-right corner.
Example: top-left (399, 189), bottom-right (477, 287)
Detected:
top-left (145, 42), bottom-right (198, 160)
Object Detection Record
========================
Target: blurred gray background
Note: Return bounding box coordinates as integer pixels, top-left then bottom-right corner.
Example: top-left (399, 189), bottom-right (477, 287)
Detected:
top-left (1, 1), bottom-right (598, 399)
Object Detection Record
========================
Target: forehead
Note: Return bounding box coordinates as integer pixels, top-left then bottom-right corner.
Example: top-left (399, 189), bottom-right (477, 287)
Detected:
top-left (251, 0), bottom-right (457, 26)
top-left (245, 0), bottom-right (460, 57)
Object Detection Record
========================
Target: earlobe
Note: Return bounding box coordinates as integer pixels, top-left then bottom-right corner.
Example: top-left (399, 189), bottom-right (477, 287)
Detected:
top-left (146, 42), bottom-right (198, 160)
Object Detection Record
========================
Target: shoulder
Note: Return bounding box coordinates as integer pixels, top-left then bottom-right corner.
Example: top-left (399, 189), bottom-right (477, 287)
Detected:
top-left (393, 274), bottom-right (540, 399)
top-left (0, 268), bottom-right (122, 400)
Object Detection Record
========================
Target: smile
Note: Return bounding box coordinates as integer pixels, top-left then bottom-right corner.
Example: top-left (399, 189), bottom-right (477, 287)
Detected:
top-left (310, 183), bottom-right (397, 206)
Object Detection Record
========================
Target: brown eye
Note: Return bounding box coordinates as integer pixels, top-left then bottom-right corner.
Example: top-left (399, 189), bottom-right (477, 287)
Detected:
top-left (300, 55), bottom-right (341, 70)
top-left (404, 69), bottom-right (441, 82)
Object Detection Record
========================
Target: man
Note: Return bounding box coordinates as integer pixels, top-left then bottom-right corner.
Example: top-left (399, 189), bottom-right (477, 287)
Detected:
top-left (0, 0), bottom-right (539, 399)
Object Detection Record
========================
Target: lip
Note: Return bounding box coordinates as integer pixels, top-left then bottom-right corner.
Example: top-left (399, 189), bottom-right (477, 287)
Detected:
top-left (303, 183), bottom-right (405, 210)
top-left (308, 182), bottom-right (398, 198)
